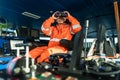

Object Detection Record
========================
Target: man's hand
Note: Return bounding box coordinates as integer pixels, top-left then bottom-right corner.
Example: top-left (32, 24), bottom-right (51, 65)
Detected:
top-left (52, 11), bottom-right (60, 19)
top-left (63, 11), bottom-right (70, 17)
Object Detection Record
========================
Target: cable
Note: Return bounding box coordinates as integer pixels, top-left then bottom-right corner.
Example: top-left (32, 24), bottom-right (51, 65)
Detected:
top-left (88, 69), bottom-right (120, 75)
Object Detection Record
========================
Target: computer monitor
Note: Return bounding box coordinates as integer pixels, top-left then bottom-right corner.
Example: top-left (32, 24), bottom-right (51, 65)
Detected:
top-left (9, 39), bottom-right (25, 50)
top-left (17, 27), bottom-right (31, 39)
top-left (30, 28), bottom-right (39, 39)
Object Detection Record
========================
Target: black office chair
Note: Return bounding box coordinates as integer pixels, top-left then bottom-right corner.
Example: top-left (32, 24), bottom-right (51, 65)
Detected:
top-left (41, 31), bottom-right (84, 71)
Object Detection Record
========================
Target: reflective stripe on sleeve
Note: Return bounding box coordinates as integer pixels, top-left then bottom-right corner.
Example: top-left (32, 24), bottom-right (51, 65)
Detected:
top-left (70, 24), bottom-right (81, 34)
top-left (72, 24), bottom-right (81, 29)
top-left (41, 25), bottom-right (49, 31)
top-left (70, 28), bottom-right (75, 34)
top-left (41, 25), bottom-right (52, 36)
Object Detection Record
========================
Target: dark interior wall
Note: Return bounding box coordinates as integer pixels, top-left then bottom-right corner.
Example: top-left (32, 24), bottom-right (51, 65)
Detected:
top-left (0, 0), bottom-right (119, 38)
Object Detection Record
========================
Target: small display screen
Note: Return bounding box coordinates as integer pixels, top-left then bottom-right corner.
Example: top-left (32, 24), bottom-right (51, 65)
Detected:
top-left (10, 40), bottom-right (24, 50)
top-left (30, 29), bottom-right (39, 38)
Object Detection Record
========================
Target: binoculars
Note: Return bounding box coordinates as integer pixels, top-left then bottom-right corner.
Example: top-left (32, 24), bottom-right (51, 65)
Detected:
top-left (54, 11), bottom-right (68, 17)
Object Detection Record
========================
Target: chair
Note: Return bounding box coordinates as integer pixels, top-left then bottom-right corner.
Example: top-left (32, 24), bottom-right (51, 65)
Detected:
top-left (41, 30), bottom-right (85, 77)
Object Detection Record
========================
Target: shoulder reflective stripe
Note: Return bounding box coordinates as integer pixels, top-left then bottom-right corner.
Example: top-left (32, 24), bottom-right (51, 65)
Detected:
top-left (72, 24), bottom-right (81, 29)
top-left (41, 25), bottom-right (49, 31)
top-left (41, 25), bottom-right (52, 36)
top-left (50, 38), bottom-right (61, 42)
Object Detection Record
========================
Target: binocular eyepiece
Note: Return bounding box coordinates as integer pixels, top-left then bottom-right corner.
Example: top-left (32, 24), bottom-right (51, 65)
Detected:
top-left (54, 11), bottom-right (68, 17)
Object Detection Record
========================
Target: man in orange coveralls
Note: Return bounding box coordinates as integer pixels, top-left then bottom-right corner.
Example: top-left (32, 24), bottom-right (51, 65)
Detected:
top-left (29, 11), bottom-right (82, 64)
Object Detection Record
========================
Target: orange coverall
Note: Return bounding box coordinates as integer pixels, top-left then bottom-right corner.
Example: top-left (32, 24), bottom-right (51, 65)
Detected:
top-left (29, 15), bottom-right (82, 63)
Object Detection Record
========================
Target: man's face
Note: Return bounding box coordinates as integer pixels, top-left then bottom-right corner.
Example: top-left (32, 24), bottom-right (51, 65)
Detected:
top-left (56, 17), bottom-right (67, 24)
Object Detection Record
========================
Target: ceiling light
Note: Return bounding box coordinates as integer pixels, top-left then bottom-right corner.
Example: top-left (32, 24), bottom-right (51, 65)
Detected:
top-left (22, 12), bottom-right (40, 19)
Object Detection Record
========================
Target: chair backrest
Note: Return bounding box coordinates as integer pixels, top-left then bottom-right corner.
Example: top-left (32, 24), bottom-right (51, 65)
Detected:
top-left (56, 30), bottom-right (85, 76)
top-left (69, 30), bottom-right (84, 70)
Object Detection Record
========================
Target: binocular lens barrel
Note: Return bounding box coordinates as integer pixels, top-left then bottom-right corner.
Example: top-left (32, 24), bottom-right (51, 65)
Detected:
top-left (54, 12), bottom-right (68, 17)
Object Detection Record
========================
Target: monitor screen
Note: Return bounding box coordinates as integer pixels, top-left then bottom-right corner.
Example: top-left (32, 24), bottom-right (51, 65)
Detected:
top-left (17, 27), bottom-right (30, 39)
top-left (30, 29), bottom-right (39, 38)
top-left (10, 39), bottom-right (25, 50)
